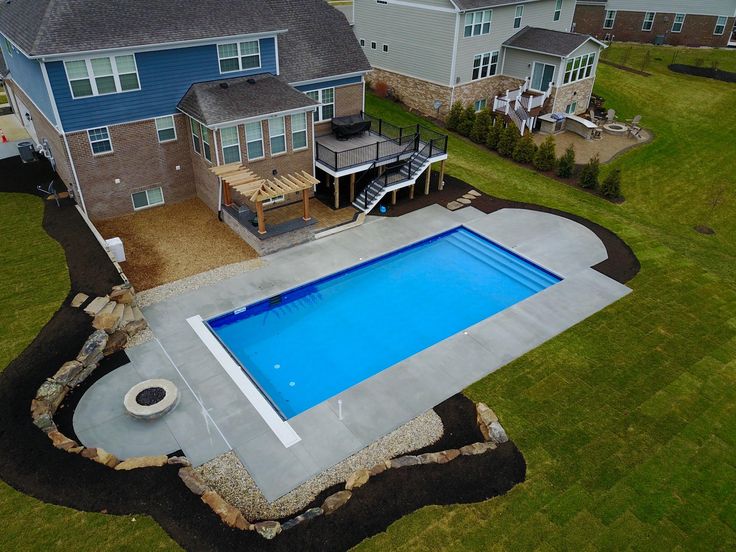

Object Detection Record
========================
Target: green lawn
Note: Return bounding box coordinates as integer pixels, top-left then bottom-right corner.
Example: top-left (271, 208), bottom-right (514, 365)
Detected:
top-left (0, 194), bottom-right (179, 550)
top-left (356, 44), bottom-right (736, 550)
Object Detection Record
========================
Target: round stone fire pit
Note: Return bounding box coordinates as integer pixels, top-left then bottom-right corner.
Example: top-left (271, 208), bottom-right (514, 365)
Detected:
top-left (124, 379), bottom-right (178, 420)
top-left (603, 122), bottom-right (628, 135)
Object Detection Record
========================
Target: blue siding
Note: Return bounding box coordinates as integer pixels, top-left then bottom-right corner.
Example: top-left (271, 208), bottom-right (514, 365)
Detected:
top-left (294, 75), bottom-right (363, 93)
top-left (47, 37), bottom-right (277, 132)
top-left (0, 35), bottom-right (56, 124)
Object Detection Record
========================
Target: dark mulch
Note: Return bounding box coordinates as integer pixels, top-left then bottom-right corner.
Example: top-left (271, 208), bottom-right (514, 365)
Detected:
top-left (374, 172), bottom-right (640, 284)
top-left (0, 155), bottom-right (527, 550)
top-left (669, 64), bottom-right (736, 83)
top-left (600, 59), bottom-right (652, 77)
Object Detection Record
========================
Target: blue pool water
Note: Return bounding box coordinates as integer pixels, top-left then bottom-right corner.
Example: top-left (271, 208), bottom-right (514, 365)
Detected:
top-left (207, 227), bottom-right (560, 419)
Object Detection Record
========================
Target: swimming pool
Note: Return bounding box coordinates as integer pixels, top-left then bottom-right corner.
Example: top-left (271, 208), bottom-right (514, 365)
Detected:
top-left (207, 227), bottom-right (560, 419)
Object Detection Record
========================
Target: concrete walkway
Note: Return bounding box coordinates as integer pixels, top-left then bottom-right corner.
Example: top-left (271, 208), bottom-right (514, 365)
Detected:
top-left (73, 205), bottom-right (631, 501)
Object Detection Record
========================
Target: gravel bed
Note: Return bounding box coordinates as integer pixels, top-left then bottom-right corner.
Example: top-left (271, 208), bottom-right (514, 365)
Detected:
top-left (195, 409), bottom-right (443, 520)
top-left (135, 257), bottom-right (265, 308)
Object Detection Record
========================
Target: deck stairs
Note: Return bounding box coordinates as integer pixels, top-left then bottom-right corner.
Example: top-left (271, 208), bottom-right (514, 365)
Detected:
top-left (493, 77), bottom-right (553, 135)
top-left (352, 149), bottom-right (432, 213)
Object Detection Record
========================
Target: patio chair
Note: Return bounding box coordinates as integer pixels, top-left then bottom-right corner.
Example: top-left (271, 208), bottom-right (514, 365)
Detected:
top-left (606, 109), bottom-right (616, 123)
top-left (589, 108), bottom-right (603, 124)
top-left (628, 115), bottom-right (643, 138)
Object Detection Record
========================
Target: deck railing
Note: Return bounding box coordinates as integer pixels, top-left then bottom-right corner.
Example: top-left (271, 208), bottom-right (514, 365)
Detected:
top-left (315, 112), bottom-right (448, 172)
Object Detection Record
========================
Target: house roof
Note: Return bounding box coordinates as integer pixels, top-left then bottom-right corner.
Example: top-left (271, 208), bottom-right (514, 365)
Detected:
top-left (177, 74), bottom-right (318, 127)
top-left (452, 0), bottom-right (538, 11)
top-left (0, 0), bottom-right (370, 82)
top-left (503, 26), bottom-right (604, 57)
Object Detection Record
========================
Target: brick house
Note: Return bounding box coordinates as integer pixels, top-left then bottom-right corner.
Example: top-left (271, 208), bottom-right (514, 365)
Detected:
top-left (0, 0), bottom-right (447, 232)
top-left (574, 0), bottom-right (736, 47)
top-left (353, 0), bottom-right (606, 128)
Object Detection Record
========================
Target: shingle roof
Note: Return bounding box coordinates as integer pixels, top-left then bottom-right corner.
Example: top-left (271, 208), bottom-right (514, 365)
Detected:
top-left (177, 74), bottom-right (318, 126)
top-left (452, 0), bottom-right (537, 11)
top-left (503, 26), bottom-right (601, 57)
top-left (0, 0), bottom-right (370, 82)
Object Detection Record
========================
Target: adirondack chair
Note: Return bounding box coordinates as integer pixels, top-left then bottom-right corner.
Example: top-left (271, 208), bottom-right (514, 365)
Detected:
top-left (628, 115), bottom-right (643, 137)
top-left (605, 109), bottom-right (616, 123)
top-left (589, 108), bottom-right (603, 124)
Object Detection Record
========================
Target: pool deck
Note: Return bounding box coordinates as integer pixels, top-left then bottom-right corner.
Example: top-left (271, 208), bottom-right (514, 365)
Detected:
top-left (74, 205), bottom-right (631, 501)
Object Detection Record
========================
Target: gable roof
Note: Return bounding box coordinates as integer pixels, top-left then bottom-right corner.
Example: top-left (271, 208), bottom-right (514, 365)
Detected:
top-left (503, 26), bottom-right (605, 57)
top-left (452, 0), bottom-right (539, 11)
top-left (0, 0), bottom-right (370, 82)
top-left (178, 74), bottom-right (318, 127)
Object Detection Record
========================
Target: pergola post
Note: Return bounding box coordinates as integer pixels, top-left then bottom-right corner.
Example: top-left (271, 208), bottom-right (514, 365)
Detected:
top-left (302, 191), bottom-right (311, 221)
top-left (438, 160), bottom-right (446, 191)
top-left (391, 190), bottom-right (397, 205)
top-left (424, 166), bottom-right (432, 195)
top-left (256, 200), bottom-right (266, 234)
top-left (349, 173), bottom-right (356, 203)
top-left (334, 176), bottom-right (340, 209)
top-left (409, 184), bottom-right (415, 200)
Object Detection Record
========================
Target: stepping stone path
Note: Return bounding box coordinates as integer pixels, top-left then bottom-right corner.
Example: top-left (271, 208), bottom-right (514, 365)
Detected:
top-left (71, 293), bottom-right (88, 308)
top-left (462, 194), bottom-right (476, 200)
top-left (446, 201), bottom-right (463, 211)
top-left (446, 188), bottom-right (482, 211)
top-left (468, 190), bottom-right (481, 197)
top-left (457, 198), bottom-right (472, 205)
top-left (83, 296), bottom-right (109, 316)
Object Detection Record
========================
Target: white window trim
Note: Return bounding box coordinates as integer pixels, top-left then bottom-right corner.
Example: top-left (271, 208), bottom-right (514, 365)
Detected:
top-left (471, 50), bottom-right (499, 81)
top-left (464, 10), bottom-right (492, 38)
top-left (474, 99), bottom-right (486, 112)
top-left (382, 44), bottom-right (389, 53)
top-left (307, 88), bottom-right (335, 122)
top-left (245, 121), bottom-right (265, 161)
top-left (3, 37), bottom-right (13, 57)
top-left (359, 38), bottom-right (365, 47)
top-left (88, 126), bottom-right (113, 156)
top-left (64, 54), bottom-right (141, 99)
top-left (672, 13), bottom-right (685, 33)
top-left (268, 116), bottom-right (287, 156)
top-left (291, 113), bottom-right (309, 151)
top-left (191, 119), bottom-right (202, 155)
top-left (553, 0), bottom-right (562, 22)
top-left (371, 41), bottom-right (377, 50)
top-left (155, 115), bottom-right (177, 143)
top-left (201, 125), bottom-right (213, 163)
top-left (514, 6), bottom-right (524, 29)
top-left (217, 39), bottom-right (262, 74)
top-left (563, 52), bottom-right (595, 85)
top-left (642, 12), bottom-right (656, 31)
top-left (531, 62), bottom-right (557, 91)
top-left (714, 16), bottom-right (727, 35)
top-left (603, 10), bottom-right (616, 29)
top-left (131, 187), bottom-right (165, 211)
top-left (220, 126), bottom-right (242, 164)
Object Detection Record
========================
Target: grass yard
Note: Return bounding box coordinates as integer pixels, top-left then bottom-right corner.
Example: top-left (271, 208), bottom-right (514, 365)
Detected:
top-left (0, 194), bottom-right (179, 550)
top-left (355, 44), bottom-right (736, 550)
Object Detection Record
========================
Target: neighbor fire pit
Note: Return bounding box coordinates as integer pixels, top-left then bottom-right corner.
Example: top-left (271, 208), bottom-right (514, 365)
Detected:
top-left (603, 122), bottom-right (628, 135)
top-left (124, 379), bottom-right (179, 419)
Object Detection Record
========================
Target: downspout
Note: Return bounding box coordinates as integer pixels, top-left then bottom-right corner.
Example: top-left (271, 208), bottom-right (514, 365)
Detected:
top-left (212, 127), bottom-right (224, 221)
top-left (449, 10), bottom-right (461, 108)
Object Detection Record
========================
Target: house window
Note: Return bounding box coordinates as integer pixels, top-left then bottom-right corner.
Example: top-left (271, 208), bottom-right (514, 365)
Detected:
top-left (245, 121), bottom-right (264, 160)
top-left (220, 126), bottom-right (241, 164)
top-left (306, 88), bottom-right (335, 122)
top-left (191, 119), bottom-right (201, 154)
top-left (269, 117), bottom-right (286, 155)
top-left (464, 10), bottom-right (492, 37)
top-left (383, 44), bottom-right (389, 53)
top-left (217, 40), bottom-right (261, 73)
top-left (155, 116), bottom-right (176, 143)
top-left (371, 41), bottom-right (377, 49)
top-left (553, 0), bottom-right (562, 22)
top-left (291, 112), bottom-right (308, 150)
top-left (471, 51), bottom-right (498, 80)
top-left (2, 36), bottom-right (13, 57)
top-left (565, 101), bottom-right (577, 114)
top-left (201, 125), bottom-right (212, 162)
top-left (564, 52), bottom-right (595, 84)
top-left (514, 6), bottom-right (523, 29)
top-left (672, 13), bottom-right (685, 33)
top-left (359, 38), bottom-right (365, 47)
top-left (642, 12), bottom-right (655, 31)
top-left (64, 55), bottom-right (140, 99)
top-left (263, 195), bottom-right (285, 206)
top-left (603, 10), bottom-right (616, 29)
top-left (132, 187), bottom-right (164, 211)
top-left (714, 16), bottom-right (727, 35)
top-left (88, 127), bottom-right (112, 155)
top-left (474, 99), bottom-right (486, 112)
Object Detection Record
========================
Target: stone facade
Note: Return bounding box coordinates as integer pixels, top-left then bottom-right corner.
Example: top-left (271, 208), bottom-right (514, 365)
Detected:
top-left (452, 75), bottom-right (526, 111)
top-left (550, 78), bottom-right (595, 116)
top-left (68, 115), bottom-right (196, 220)
top-left (574, 5), bottom-right (734, 48)
top-left (366, 67), bottom-right (453, 119)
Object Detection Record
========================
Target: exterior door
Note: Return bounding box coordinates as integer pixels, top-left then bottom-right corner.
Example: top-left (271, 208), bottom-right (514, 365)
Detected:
top-left (15, 97), bottom-right (39, 143)
top-left (531, 62), bottom-right (555, 92)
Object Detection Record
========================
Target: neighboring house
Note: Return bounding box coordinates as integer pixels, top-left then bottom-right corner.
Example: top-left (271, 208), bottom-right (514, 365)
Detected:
top-left (574, 1), bottom-right (736, 47)
top-left (354, 0), bottom-right (605, 124)
top-left (0, 0), bottom-right (409, 225)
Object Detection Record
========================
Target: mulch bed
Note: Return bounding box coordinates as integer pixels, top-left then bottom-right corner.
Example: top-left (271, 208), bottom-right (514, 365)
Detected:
top-left (375, 172), bottom-right (640, 284)
top-left (0, 155), bottom-right (527, 550)
top-left (599, 59), bottom-right (652, 77)
top-left (669, 64), bottom-right (736, 83)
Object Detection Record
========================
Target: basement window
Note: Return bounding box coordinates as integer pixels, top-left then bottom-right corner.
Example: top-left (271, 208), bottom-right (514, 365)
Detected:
top-left (132, 187), bottom-right (164, 210)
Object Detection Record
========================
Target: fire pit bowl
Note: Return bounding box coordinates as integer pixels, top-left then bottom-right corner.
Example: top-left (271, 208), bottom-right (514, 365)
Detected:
top-left (124, 379), bottom-right (179, 420)
top-left (603, 122), bottom-right (628, 135)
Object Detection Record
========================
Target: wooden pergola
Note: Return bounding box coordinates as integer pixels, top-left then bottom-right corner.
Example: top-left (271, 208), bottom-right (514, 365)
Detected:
top-left (211, 163), bottom-right (319, 234)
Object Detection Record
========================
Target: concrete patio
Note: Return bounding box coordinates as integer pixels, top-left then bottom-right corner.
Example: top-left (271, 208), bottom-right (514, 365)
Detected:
top-left (73, 204), bottom-right (631, 501)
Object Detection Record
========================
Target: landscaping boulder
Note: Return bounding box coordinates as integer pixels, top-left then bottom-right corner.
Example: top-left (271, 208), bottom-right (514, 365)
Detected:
top-left (386, 455), bottom-right (421, 469)
top-left (84, 447), bottom-right (119, 468)
top-left (32, 412), bottom-right (56, 433)
top-left (168, 456), bottom-right (191, 467)
top-left (47, 430), bottom-right (80, 452)
top-left (70, 292), bottom-right (88, 308)
top-left (369, 463), bottom-right (387, 476)
top-left (418, 449), bottom-right (460, 465)
top-left (83, 296), bottom-right (109, 316)
top-left (280, 508), bottom-right (323, 531)
top-left (110, 286), bottom-right (135, 304)
top-left (71, 363), bottom-right (98, 387)
top-left (476, 402), bottom-right (498, 441)
top-left (345, 468), bottom-right (370, 490)
top-left (76, 331), bottom-right (108, 367)
top-left (201, 491), bottom-right (249, 530)
top-left (93, 311), bottom-right (122, 333)
top-left (124, 319), bottom-right (148, 337)
top-left (488, 421), bottom-right (509, 444)
top-left (178, 467), bottom-right (209, 495)
top-left (34, 380), bottom-right (67, 412)
top-left (103, 330), bottom-right (128, 356)
top-left (114, 455), bottom-right (168, 470)
top-left (254, 521), bottom-right (282, 539)
top-left (321, 490), bottom-right (352, 515)
top-left (51, 360), bottom-right (84, 387)
top-left (460, 442), bottom-right (495, 456)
